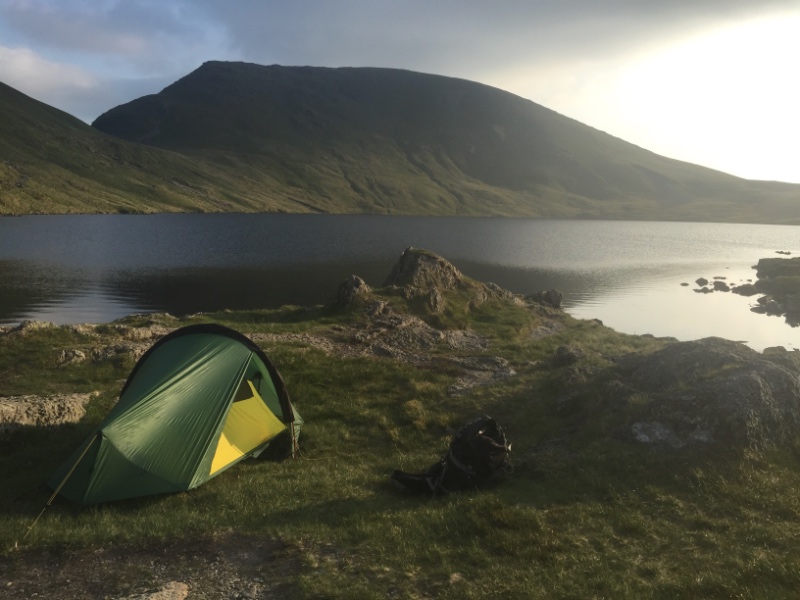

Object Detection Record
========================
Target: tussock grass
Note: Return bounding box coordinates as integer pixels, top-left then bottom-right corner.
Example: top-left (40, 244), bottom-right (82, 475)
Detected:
top-left (2, 300), bottom-right (800, 598)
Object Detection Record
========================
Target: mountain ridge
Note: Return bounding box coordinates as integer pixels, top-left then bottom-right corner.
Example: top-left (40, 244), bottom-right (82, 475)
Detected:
top-left (2, 61), bottom-right (798, 221)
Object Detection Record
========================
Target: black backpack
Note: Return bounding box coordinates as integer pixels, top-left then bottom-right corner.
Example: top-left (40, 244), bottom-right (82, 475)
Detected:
top-left (391, 415), bottom-right (511, 496)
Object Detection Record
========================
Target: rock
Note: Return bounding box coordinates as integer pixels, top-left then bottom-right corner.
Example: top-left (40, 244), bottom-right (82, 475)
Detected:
top-left (9, 320), bottom-right (57, 334)
top-left (383, 247), bottom-right (464, 294)
top-left (732, 283), bottom-right (759, 296)
top-left (754, 256), bottom-right (800, 279)
top-left (763, 346), bottom-right (788, 355)
top-left (694, 287), bottom-right (713, 294)
top-left (696, 277), bottom-right (709, 286)
top-left (0, 393), bottom-right (96, 434)
top-left (553, 345), bottom-right (581, 367)
top-left (119, 581), bottom-right (190, 600)
top-left (468, 282), bottom-right (522, 310)
top-left (526, 289), bottom-right (564, 309)
top-left (92, 343), bottom-right (149, 362)
top-left (334, 274), bottom-right (372, 306)
top-left (631, 422), bottom-right (713, 449)
top-left (712, 280), bottom-right (731, 292)
top-left (747, 256), bottom-right (800, 325)
top-left (58, 349), bottom-right (87, 365)
top-left (65, 323), bottom-right (98, 336)
top-left (382, 248), bottom-right (521, 314)
top-left (613, 337), bottom-right (800, 452)
top-left (483, 282), bottom-right (519, 303)
top-left (751, 296), bottom-right (784, 316)
top-left (427, 289), bottom-right (445, 313)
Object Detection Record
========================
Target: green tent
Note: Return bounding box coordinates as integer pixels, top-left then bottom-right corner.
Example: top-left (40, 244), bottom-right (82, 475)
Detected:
top-left (50, 324), bottom-right (302, 505)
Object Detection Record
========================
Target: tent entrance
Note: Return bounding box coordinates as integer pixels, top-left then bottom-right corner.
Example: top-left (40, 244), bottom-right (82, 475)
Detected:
top-left (210, 380), bottom-right (286, 475)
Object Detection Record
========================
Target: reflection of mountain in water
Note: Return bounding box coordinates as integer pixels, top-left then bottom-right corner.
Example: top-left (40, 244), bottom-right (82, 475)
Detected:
top-left (100, 261), bottom-right (621, 319)
top-left (100, 262), bottom-right (397, 317)
top-left (0, 254), bottom-right (689, 325)
top-left (0, 260), bottom-right (90, 325)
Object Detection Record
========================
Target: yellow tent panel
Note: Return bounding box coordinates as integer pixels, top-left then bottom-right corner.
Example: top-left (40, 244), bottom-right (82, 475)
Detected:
top-left (210, 380), bottom-right (287, 475)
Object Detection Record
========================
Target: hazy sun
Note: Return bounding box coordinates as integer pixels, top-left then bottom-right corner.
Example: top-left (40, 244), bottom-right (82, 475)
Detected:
top-left (615, 12), bottom-right (800, 182)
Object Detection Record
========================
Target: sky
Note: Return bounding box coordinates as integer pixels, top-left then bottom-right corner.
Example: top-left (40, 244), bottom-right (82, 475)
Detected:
top-left (1, 0), bottom-right (799, 183)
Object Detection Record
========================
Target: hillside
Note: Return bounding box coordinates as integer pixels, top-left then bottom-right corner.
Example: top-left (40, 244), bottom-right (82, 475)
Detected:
top-left (3, 62), bottom-right (800, 220)
top-left (0, 81), bottom-right (335, 215)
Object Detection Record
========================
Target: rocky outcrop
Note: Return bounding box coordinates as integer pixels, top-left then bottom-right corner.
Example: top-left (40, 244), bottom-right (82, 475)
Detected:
top-left (383, 247), bottom-right (465, 294)
top-left (382, 247), bottom-right (530, 314)
top-left (691, 256), bottom-right (800, 326)
top-left (606, 338), bottom-right (800, 452)
top-left (0, 393), bottom-right (97, 435)
top-left (748, 256), bottom-right (800, 325)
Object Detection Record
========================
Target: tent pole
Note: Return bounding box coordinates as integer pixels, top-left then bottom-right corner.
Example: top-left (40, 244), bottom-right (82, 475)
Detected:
top-left (25, 433), bottom-right (100, 539)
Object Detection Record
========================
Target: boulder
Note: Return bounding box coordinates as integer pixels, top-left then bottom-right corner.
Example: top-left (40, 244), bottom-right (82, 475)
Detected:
top-left (334, 274), bottom-right (372, 307)
top-left (383, 247), bottom-right (464, 294)
top-left (610, 337), bottom-right (800, 452)
top-left (382, 248), bottom-right (521, 312)
top-left (58, 349), bottom-right (87, 365)
top-left (526, 289), bottom-right (564, 309)
top-left (553, 345), bottom-right (582, 367)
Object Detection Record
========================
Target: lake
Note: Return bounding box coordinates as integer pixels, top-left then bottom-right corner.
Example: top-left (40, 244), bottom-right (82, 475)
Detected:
top-left (1, 214), bottom-right (798, 352)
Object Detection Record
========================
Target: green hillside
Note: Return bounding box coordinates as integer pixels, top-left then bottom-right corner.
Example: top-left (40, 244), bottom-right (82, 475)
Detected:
top-left (0, 81), bottom-right (332, 215)
top-left (3, 62), bottom-right (800, 221)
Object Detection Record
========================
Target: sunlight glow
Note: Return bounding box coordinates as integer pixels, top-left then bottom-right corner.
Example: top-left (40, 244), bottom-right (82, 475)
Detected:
top-left (496, 12), bottom-right (800, 184)
top-left (615, 13), bottom-right (800, 182)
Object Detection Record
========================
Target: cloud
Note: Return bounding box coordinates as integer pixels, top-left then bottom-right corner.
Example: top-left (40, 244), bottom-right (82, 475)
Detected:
top-left (193, 0), bottom-right (798, 73)
top-left (0, 45), bottom-right (96, 94)
top-left (0, 45), bottom-right (173, 122)
top-left (0, 0), bottom-right (232, 74)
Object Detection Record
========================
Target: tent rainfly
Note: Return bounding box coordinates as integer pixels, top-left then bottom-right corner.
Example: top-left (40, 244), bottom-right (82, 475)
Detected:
top-left (49, 323), bottom-right (302, 505)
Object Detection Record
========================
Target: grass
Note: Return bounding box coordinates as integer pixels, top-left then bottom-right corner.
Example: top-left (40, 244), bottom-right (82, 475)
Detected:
top-left (2, 295), bottom-right (800, 598)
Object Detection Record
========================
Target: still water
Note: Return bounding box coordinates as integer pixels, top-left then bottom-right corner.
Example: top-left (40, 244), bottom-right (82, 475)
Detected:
top-left (1, 214), bottom-right (798, 351)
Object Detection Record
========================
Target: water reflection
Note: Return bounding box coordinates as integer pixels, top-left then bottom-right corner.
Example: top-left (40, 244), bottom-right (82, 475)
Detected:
top-left (1, 215), bottom-right (799, 352)
top-left (0, 259), bottom-right (93, 323)
top-left (100, 261), bottom-right (396, 316)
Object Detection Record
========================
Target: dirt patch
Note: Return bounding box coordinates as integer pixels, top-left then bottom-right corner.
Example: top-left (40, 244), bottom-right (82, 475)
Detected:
top-left (0, 533), bottom-right (300, 599)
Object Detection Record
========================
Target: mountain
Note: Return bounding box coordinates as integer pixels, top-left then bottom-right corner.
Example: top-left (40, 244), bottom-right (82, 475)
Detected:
top-left (3, 62), bottom-right (800, 220)
top-left (0, 80), bottom-right (333, 215)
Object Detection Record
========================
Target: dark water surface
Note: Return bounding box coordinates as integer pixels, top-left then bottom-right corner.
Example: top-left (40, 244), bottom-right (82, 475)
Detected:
top-left (1, 214), bottom-right (799, 351)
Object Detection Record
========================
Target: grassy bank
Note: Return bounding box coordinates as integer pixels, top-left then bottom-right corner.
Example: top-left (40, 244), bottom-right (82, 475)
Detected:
top-left (2, 294), bottom-right (800, 599)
